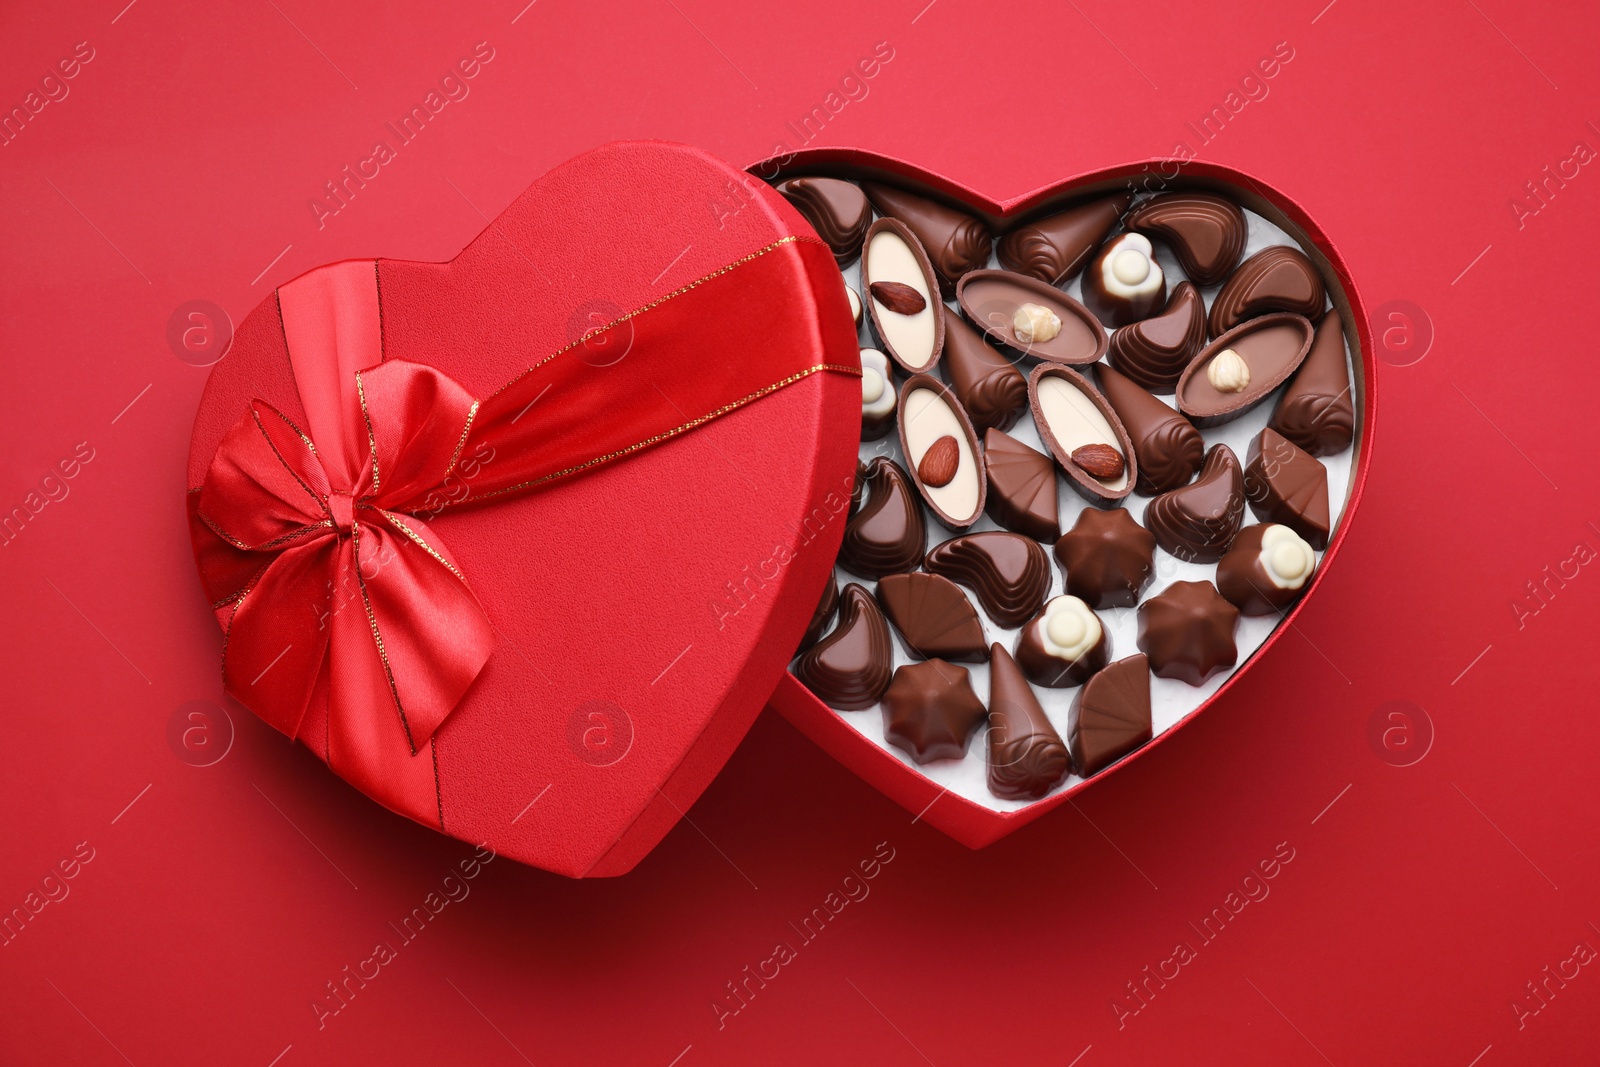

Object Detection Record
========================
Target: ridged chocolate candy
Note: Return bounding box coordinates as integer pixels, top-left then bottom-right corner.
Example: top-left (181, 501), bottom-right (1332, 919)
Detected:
top-left (1068, 654), bottom-right (1152, 777)
top-left (794, 584), bottom-right (892, 709)
top-left (1269, 309), bottom-right (1354, 457)
top-left (1107, 281), bottom-right (1206, 393)
top-left (1217, 523), bottom-right (1317, 615)
top-left (996, 193), bottom-right (1132, 284)
top-left (882, 659), bottom-right (987, 764)
top-left (1124, 192), bottom-right (1247, 286)
top-left (779, 177), bottom-right (871, 265)
top-left (1015, 595), bottom-right (1109, 689)
top-left (1054, 508), bottom-right (1156, 609)
top-left (1144, 444), bottom-right (1245, 563)
top-left (1244, 428), bottom-right (1330, 550)
top-left (862, 183), bottom-right (992, 299)
top-left (987, 644), bottom-right (1070, 799)
top-left (875, 572), bottom-right (989, 663)
top-left (797, 574), bottom-right (839, 653)
top-left (1209, 245), bottom-right (1325, 338)
top-left (940, 305), bottom-right (1026, 434)
top-left (1136, 581), bottom-right (1239, 686)
top-left (983, 429), bottom-right (1060, 542)
top-left (839, 457), bottom-right (925, 578)
top-left (925, 532), bottom-right (1051, 628)
top-left (1094, 364), bottom-right (1204, 495)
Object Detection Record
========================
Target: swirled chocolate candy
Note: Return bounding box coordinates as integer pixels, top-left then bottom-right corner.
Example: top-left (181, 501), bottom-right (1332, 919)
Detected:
top-left (925, 532), bottom-right (1051, 628)
top-left (882, 659), bottom-right (987, 764)
top-left (940, 306), bottom-right (1026, 434)
top-left (987, 644), bottom-right (1070, 799)
top-left (1244, 428), bottom-right (1330, 550)
top-left (779, 177), bottom-right (871, 265)
top-left (996, 193), bottom-right (1132, 284)
top-left (862, 182), bottom-right (992, 298)
top-left (1269, 309), bottom-right (1354, 457)
top-left (859, 349), bottom-right (897, 440)
top-left (1177, 313), bottom-right (1314, 427)
top-left (798, 574), bottom-right (839, 653)
top-left (1016, 595), bottom-right (1108, 688)
top-left (1094, 364), bottom-right (1204, 495)
top-left (956, 270), bottom-right (1107, 365)
top-left (839, 457), bottom-right (925, 578)
top-left (899, 375), bottom-right (986, 529)
top-left (862, 218), bottom-right (944, 374)
top-left (1124, 193), bottom-right (1247, 287)
top-left (983, 428), bottom-right (1060, 542)
top-left (1217, 524), bottom-right (1317, 615)
top-left (794, 584), bottom-right (893, 709)
top-left (1068, 653), bottom-right (1152, 777)
top-left (1028, 364), bottom-right (1136, 505)
top-left (875, 572), bottom-right (989, 663)
top-left (1144, 444), bottom-right (1245, 563)
top-left (1053, 508), bottom-right (1155, 609)
top-left (1107, 281), bottom-right (1206, 393)
top-left (1082, 233), bottom-right (1166, 328)
top-left (1208, 245), bottom-right (1326, 338)
top-left (1136, 581), bottom-right (1239, 686)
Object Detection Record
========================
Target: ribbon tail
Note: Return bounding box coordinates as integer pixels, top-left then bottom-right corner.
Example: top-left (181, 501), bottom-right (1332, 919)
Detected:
top-left (221, 540), bottom-right (336, 740)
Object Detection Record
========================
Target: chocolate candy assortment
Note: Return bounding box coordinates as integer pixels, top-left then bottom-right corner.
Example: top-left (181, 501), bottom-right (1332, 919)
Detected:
top-left (783, 176), bottom-right (1359, 810)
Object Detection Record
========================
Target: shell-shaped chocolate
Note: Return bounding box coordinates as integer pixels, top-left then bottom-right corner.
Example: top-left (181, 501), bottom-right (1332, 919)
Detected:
top-left (987, 644), bottom-right (1070, 800)
top-left (797, 574), bottom-right (839, 654)
top-left (1269, 309), bottom-right (1355, 457)
top-left (839, 457), bottom-right (925, 579)
top-left (1209, 245), bottom-right (1326, 338)
top-left (1068, 653), bottom-right (1152, 777)
top-left (1124, 193), bottom-right (1247, 286)
top-left (925, 532), bottom-right (1051, 628)
top-left (779, 177), bottom-right (871, 265)
top-left (1244, 428), bottom-right (1330, 550)
top-left (1136, 581), bottom-right (1239, 686)
top-left (956, 270), bottom-right (1108, 365)
top-left (862, 182), bottom-right (992, 298)
top-left (875, 572), bottom-right (989, 663)
top-left (1144, 444), bottom-right (1245, 563)
top-left (983, 428), bottom-right (1060, 542)
top-left (1053, 508), bottom-right (1156, 610)
top-left (1107, 281), bottom-right (1207, 393)
top-left (940, 306), bottom-right (1026, 434)
top-left (1027, 364), bottom-right (1137, 505)
top-left (996, 193), bottom-right (1132, 284)
top-left (794, 584), bottom-right (892, 709)
top-left (1177, 313), bottom-right (1314, 427)
top-left (1094, 364), bottom-right (1204, 496)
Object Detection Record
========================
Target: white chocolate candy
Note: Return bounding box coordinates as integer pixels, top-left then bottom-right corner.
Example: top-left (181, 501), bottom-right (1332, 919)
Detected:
top-left (1038, 596), bottom-right (1101, 661)
top-left (1095, 233), bottom-right (1163, 302)
top-left (1012, 301), bottom-right (1062, 344)
top-left (1034, 375), bottom-right (1130, 492)
top-left (902, 386), bottom-right (980, 522)
top-left (1259, 525), bottom-right (1315, 590)
top-left (860, 349), bottom-right (895, 420)
top-left (865, 229), bottom-right (937, 370)
top-left (1206, 348), bottom-right (1251, 393)
top-left (846, 283), bottom-right (862, 326)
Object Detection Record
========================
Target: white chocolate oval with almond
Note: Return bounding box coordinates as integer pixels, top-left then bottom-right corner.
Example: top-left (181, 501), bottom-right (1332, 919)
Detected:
top-left (1034, 375), bottom-right (1130, 493)
top-left (865, 228), bottom-right (938, 371)
top-left (901, 386), bottom-right (980, 524)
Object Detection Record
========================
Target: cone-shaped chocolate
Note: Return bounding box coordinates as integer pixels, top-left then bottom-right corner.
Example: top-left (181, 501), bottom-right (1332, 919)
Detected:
top-left (1245, 428), bottom-right (1330, 550)
top-left (982, 429), bottom-right (1060, 542)
top-left (862, 182), bottom-right (992, 299)
top-left (794, 584), bottom-right (892, 709)
top-left (1124, 193), bottom-right (1247, 287)
top-left (875, 572), bottom-right (989, 663)
top-left (987, 644), bottom-right (1070, 799)
top-left (1269, 309), bottom-right (1354, 457)
top-left (1094, 364), bottom-right (1204, 495)
top-left (779, 177), bottom-right (871, 265)
top-left (1209, 245), bottom-right (1326, 338)
top-left (1068, 654), bottom-right (1152, 776)
top-left (797, 574), bottom-right (839, 653)
top-left (996, 193), bottom-right (1132, 284)
top-left (925, 532), bottom-right (1051, 629)
top-left (1106, 281), bottom-right (1207, 393)
top-left (1144, 444), bottom-right (1245, 562)
top-left (940, 306), bottom-right (1026, 434)
top-left (882, 659), bottom-right (987, 763)
top-left (839, 457), bottom-right (925, 578)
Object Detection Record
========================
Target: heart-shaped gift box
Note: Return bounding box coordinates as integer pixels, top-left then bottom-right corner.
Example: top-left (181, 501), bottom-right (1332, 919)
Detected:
top-left (756, 149), bottom-right (1375, 848)
top-left (186, 141), bottom-right (861, 878)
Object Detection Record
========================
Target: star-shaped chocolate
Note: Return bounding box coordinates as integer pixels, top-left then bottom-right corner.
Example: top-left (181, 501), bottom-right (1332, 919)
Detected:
top-left (1053, 508), bottom-right (1156, 609)
top-left (881, 659), bottom-right (987, 764)
top-left (1136, 581), bottom-right (1239, 686)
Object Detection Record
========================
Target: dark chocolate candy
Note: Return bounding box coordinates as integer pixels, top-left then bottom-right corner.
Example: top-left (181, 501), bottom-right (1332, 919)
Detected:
top-left (875, 572), bottom-right (989, 663)
top-left (779, 177), bottom-right (871, 265)
top-left (1269, 309), bottom-right (1354, 457)
top-left (794, 584), bottom-right (893, 709)
top-left (1177, 313), bottom-right (1314, 427)
top-left (955, 270), bottom-right (1108, 365)
top-left (839, 457), bottom-right (925, 578)
top-left (996, 193), bottom-right (1132, 284)
top-left (983, 428), bottom-right (1060, 542)
top-left (1028, 364), bottom-right (1137, 506)
top-left (859, 348), bottom-right (897, 440)
top-left (1094, 363), bottom-right (1204, 495)
top-left (1136, 581), bottom-right (1239, 686)
top-left (1208, 245), bottom-right (1326, 338)
top-left (987, 644), bottom-right (1070, 799)
top-left (1144, 444), bottom-right (1245, 563)
top-left (1068, 653), bottom-right (1152, 777)
top-left (1053, 508), bottom-right (1155, 609)
top-left (862, 218), bottom-right (945, 374)
top-left (1124, 193), bottom-right (1247, 287)
top-left (1244, 428), bottom-right (1330, 550)
top-left (1106, 281), bottom-right (1207, 393)
top-left (881, 659), bottom-right (987, 764)
top-left (862, 182), bottom-right (992, 299)
top-left (925, 532), bottom-right (1051, 629)
top-left (1082, 233), bottom-right (1166, 328)
top-left (898, 374), bottom-right (987, 529)
top-left (1015, 595), bottom-right (1109, 689)
top-left (1217, 523), bottom-right (1317, 615)
top-left (940, 306), bottom-right (1027, 434)
top-left (798, 574), bottom-right (839, 653)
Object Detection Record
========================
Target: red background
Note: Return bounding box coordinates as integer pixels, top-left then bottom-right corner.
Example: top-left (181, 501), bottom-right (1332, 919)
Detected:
top-left (1, 0), bottom-right (1594, 1064)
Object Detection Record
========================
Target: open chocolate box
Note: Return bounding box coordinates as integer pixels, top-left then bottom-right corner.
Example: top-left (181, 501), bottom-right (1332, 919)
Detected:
top-left (758, 149), bottom-right (1375, 848)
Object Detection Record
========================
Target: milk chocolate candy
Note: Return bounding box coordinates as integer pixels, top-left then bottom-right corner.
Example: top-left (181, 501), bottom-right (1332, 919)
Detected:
top-left (1068, 654), bottom-right (1152, 777)
top-left (798, 574), bottom-right (839, 653)
top-left (1082, 233), bottom-right (1166, 328)
top-left (859, 349), bottom-right (897, 440)
top-left (1144, 444), bottom-right (1245, 563)
top-left (1015, 595), bottom-right (1108, 689)
top-left (1209, 245), bottom-right (1326, 338)
top-left (1217, 524), bottom-right (1317, 615)
top-left (996, 193), bottom-right (1132, 284)
top-left (1244, 428), bottom-right (1330, 550)
top-left (1053, 507), bottom-right (1156, 610)
top-left (898, 374), bottom-right (986, 529)
top-left (862, 218), bottom-right (944, 374)
top-left (1107, 281), bottom-right (1206, 393)
top-left (956, 270), bottom-right (1108, 365)
top-left (940, 306), bottom-right (1026, 434)
top-left (875, 572), bottom-right (989, 663)
top-left (862, 182), bottom-right (993, 299)
top-left (1269, 309), bottom-right (1355, 457)
top-left (794, 584), bottom-right (893, 709)
top-left (779, 177), bottom-right (871, 265)
top-left (1028, 364), bottom-right (1136, 506)
top-left (925, 532), bottom-right (1051, 629)
top-left (987, 644), bottom-right (1070, 800)
top-left (1177, 313), bottom-right (1314, 427)
top-left (882, 659), bottom-right (987, 764)
top-left (1136, 581), bottom-right (1239, 686)
top-left (839, 457), bottom-right (925, 578)
top-left (1094, 363), bottom-right (1204, 495)
top-left (1123, 193), bottom-right (1247, 287)
top-left (983, 428), bottom-right (1060, 542)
